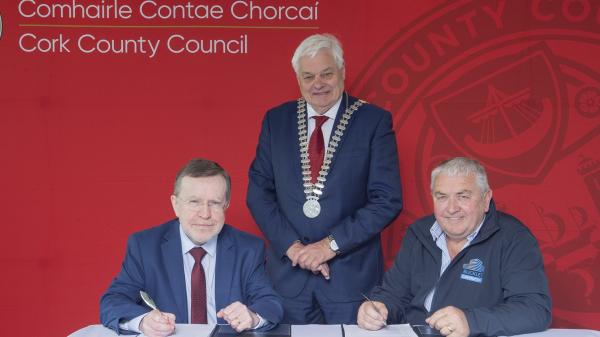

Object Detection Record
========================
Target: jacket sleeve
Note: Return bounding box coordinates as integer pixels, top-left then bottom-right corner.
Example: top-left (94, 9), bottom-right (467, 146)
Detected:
top-left (247, 111), bottom-right (302, 258)
top-left (370, 228), bottom-right (418, 323)
top-left (243, 240), bottom-right (284, 330)
top-left (464, 226), bottom-right (552, 336)
top-left (329, 110), bottom-right (403, 254)
top-left (100, 235), bottom-right (150, 335)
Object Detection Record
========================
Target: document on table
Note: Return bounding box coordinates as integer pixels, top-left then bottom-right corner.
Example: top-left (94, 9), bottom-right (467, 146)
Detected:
top-left (143, 324), bottom-right (215, 337)
top-left (343, 324), bottom-right (418, 337)
top-left (291, 324), bottom-right (342, 337)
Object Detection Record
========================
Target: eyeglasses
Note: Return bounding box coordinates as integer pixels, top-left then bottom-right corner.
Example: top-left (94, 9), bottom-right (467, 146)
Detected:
top-left (178, 198), bottom-right (226, 212)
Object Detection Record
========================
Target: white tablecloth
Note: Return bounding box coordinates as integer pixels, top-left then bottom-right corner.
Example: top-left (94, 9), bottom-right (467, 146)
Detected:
top-left (68, 324), bottom-right (215, 337)
top-left (68, 324), bottom-right (600, 337)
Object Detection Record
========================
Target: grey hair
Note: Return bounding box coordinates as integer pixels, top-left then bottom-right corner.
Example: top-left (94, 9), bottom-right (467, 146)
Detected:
top-left (291, 33), bottom-right (345, 74)
top-left (430, 157), bottom-right (490, 194)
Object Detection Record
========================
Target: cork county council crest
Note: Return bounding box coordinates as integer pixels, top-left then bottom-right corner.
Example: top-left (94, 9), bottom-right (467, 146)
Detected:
top-left (354, 0), bottom-right (600, 329)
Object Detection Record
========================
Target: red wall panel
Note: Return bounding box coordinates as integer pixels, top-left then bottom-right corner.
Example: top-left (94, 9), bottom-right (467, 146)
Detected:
top-left (0, 1), bottom-right (598, 335)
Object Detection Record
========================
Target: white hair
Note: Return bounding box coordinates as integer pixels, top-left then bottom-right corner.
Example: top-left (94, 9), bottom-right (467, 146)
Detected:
top-left (291, 33), bottom-right (345, 74)
top-left (430, 157), bottom-right (490, 194)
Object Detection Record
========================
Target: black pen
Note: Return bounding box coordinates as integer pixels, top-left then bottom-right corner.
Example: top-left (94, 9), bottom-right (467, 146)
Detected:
top-left (361, 293), bottom-right (387, 326)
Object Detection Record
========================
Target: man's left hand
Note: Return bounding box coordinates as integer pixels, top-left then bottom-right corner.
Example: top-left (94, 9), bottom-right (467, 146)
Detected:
top-left (425, 306), bottom-right (470, 337)
top-left (296, 237), bottom-right (336, 271)
top-left (217, 301), bottom-right (259, 332)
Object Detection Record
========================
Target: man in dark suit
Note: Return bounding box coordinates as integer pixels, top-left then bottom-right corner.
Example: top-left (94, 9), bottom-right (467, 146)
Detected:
top-left (101, 159), bottom-right (283, 337)
top-left (247, 33), bottom-right (403, 324)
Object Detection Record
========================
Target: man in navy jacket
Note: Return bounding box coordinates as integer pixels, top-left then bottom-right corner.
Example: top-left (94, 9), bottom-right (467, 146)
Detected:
top-left (101, 159), bottom-right (283, 336)
top-left (247, 33), bottom-right (403, 323)
top-left (358, 157), bottom-right (551, 337)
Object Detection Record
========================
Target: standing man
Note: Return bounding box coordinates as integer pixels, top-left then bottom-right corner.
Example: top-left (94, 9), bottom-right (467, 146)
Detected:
top-left (101, 159), bottom-right (283, 337)
top-left (247, 33), bottom-right (403, 324)
top-left (357, 157), bottom-right (552, 337)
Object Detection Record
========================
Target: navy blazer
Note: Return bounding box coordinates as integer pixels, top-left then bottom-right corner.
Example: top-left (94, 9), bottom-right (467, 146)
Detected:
top-left (100, 220), bottom-right (283, 334)
top-left (247, 94), bottom-right (403, 301)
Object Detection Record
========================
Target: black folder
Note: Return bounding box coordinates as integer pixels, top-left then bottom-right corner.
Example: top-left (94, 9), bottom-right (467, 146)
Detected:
top-left (210, 324), bottom-right (291, 337)
top-left (412, 324), bottom-right (443, 337)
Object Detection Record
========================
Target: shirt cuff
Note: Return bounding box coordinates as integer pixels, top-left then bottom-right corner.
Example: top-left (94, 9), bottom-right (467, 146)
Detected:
top-left (118, 312), bottom-right (146, 333)
top-left (252, 313), bottom-right (268, 330)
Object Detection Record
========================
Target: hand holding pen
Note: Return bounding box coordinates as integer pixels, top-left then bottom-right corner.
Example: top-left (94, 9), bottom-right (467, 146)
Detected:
top-left (357, 293), bottom-right (388, 331)
top-left (139, 291), bottom-right (176, 337)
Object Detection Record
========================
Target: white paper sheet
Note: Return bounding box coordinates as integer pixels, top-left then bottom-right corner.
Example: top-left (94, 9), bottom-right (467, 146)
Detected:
top-left (291, 324), bottom-right (342, 337)
top-left (343, 324), bottom-right (418, 337)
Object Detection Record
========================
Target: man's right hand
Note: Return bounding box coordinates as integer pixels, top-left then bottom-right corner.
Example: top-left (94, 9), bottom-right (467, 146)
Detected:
top-left (139, 310), bottom-right (176, 337)
top-left (357, 300), bottom-right (388, 331)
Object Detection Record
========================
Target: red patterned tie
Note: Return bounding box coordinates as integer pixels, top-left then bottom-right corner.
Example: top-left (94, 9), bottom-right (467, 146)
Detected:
top-left (308, 115), bottom-right (329, 183)
top-left (190, 247), bottom-right (207, 324)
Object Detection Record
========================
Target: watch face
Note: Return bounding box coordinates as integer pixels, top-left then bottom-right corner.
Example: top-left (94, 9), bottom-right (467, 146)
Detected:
top-left (330, 239), bottom-right (339, 251)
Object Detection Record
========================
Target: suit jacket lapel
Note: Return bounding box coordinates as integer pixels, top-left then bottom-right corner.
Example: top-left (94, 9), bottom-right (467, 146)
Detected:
top-left (215, 225), bottom-right (234, 318)
top-left (327, 92), bottom-right (358, 174)
top-left (161, 221), bottom-right (188, 322)
top-left (295, 93), bottom-right (356, 187)
top-left (291, 99), bottom-right (304, 190)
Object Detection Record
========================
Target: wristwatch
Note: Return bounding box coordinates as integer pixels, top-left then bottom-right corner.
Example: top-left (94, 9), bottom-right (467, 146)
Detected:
top-left (328, 235), bottom-right (340, 254)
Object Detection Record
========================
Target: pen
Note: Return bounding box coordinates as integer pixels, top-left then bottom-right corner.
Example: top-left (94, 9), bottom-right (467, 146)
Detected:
top-left (140, 291), bottom-right (176, 330)
top-left (140, 291), bottom-right (159, 311)
top-left (361, 293), bottom-right (387, 326)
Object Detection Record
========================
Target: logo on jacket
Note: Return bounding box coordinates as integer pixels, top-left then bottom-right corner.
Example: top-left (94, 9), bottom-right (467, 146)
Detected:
top-left (461, 258), bottom-right (485, 284)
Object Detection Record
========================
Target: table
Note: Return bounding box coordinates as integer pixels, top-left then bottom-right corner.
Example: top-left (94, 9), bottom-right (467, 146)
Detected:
top-left (68, 324), bottom-right (600, 337)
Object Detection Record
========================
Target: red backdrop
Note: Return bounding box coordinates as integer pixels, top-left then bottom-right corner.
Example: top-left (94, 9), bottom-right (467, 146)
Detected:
top-left (1, 0), bottom-right (599, 336)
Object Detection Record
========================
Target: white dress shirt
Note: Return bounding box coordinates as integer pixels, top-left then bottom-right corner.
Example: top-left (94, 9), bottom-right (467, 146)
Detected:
top-left (306, 95), bottom-right (343, 149)
top-left (179, 225), bottom-right (218, 324)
